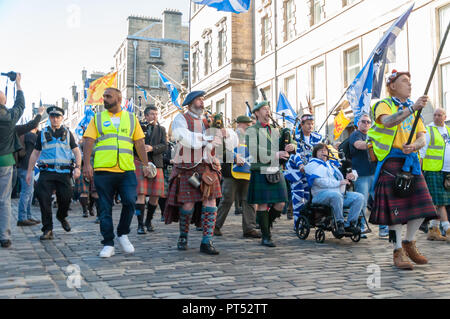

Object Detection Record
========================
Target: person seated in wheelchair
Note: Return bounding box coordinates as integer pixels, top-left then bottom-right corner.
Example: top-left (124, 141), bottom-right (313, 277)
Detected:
top-left (304, 143), bottom-right (365, 236)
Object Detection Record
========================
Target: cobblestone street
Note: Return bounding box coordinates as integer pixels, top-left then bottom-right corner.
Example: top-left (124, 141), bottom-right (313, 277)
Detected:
top-left (1, 199), bottom-right (450, 299)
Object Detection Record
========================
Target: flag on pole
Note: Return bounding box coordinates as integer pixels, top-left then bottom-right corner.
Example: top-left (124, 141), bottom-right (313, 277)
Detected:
top-left (276, 92), bottom-right (297, 126)
top-left (346, 4), bottom-right (414, 125)
top-left (192, 0), bottom-right (250, 14)
top-left (122, 98), bottom-right (134, 113)
top-left (135, 84), bottom-right (148, 102)
top-left (75, 105), bottom-right (95, 138)
top-left (156, 70), bottom-right (182, 110)
top-left (247, 103), bottom-right (252, 117)
top-left (333, 110), bottom-right (351, 140)
top-left (85, 72), bottom-right (118, 106)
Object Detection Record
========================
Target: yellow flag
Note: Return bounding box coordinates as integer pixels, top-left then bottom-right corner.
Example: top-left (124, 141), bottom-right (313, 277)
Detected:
top-left (333, 110), bottom-right (351, 140)
top-left (85, 72), bottom-right (118, 106)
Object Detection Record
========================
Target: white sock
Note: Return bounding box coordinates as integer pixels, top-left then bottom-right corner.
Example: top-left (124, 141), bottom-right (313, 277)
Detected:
top-left (406, 218), bottom-right (425, 242)
top-left (442, 221), bottom-right (450, 232)
top-left (430, 219), bottom-right (440, 228)
top-left (389, 224), bottom-right (403, 250)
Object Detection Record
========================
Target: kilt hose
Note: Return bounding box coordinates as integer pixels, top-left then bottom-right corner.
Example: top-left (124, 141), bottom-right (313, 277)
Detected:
top-left (247, 170), bottom-right (288, 205)
top-left (423, 171), bottom-right (450, 206)
top-left (134, 159), bottom-right (164, 197)
top-left (369, 157), bottom-right (438, 226)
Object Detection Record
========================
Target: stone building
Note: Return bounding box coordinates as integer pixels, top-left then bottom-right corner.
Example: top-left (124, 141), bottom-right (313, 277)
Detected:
top-left (114, 10), bottom-right (189, 125)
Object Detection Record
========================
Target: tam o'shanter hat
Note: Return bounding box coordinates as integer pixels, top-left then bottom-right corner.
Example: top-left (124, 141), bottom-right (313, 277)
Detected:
top-left (236, 115), bottom-right (252, 123)
top-left (182, 91), bottom-right (206, 106)
top-left (386, 69), bottom-right (411, 85)
top-left (252, 100), bottom-right (269, 113)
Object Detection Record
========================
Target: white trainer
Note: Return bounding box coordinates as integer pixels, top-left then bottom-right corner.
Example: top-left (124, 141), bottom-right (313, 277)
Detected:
top-left (99, 246), bottom-right (115, 258)
top-left (117, 235), bottom-right (135, 254)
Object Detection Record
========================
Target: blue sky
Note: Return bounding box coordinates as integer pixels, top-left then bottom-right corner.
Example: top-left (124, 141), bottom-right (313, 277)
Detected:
top-left (0, 0), bottom-right (189, 116)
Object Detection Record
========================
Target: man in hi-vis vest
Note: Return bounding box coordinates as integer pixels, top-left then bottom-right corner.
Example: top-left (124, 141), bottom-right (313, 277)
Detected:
top-left (83, 88), bottom-right (151, 258)
top-left (420, 108), bottom-right (450, 241)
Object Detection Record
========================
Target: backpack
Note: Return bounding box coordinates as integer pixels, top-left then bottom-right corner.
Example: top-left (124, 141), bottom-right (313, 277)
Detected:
top-left (338, 137), bottom-right (352, 160)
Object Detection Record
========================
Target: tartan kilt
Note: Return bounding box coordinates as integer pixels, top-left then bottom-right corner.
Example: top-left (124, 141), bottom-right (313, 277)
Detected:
top-left (75, 173), bottom-right (96, 195)
top-left (135, 159), bottom-right (164, 197)
top-left (247, 170), bottom-right (288, 205)
top-left (423, 171), bottom-right (450, 206)
top-left (369, 157), bottom-right (437, 226)
top-left (161, 166), bottom-right (172, 199)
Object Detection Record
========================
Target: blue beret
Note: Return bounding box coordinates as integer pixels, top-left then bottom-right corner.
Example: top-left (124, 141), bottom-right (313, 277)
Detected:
top-left (182, 90), bottom-right (206, 106)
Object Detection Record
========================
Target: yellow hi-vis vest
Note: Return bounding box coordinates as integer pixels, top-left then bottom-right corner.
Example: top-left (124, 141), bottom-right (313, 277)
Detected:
top-left (367, 98), bottom-right (419, 162)
top-left (93, 110), bottom-right (136, 171)
top-left (422, 125), bottom-right (450, 172)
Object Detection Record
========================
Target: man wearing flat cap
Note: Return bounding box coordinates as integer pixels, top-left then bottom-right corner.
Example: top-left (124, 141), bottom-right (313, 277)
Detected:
top-left (164, 90), bottom-right (226, 255)
top-left (246, 101), bottom-right (295, 247)
top-left (26, 105), bottom-right (82, 240)
top-left (284, 114), bottom-right (322, 230)
top-left (214, 115), bottom-right (261, 239)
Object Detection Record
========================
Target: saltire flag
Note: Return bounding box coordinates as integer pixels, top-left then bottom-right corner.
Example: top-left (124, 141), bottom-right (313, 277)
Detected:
top-left (247, 103), bottom-right (252, 117)
top-left (192, 0), bottom-right (250, 14)
top-left (346, 4), bottom-right (414, 125)
top-left (276, 92), bottom-right (297, 126)
top-left (156, 70), bottom-right (182, 110)
top-left (122, 98), bottom-right (134, 113)
top-left (75, 105), bottom-right (95, 138)
top-left (135, 84), bottom-right (148, 102)
top-left (85, 72), bottom-right (117, 106)
top-left (333, 110), bottom-right (351, 140)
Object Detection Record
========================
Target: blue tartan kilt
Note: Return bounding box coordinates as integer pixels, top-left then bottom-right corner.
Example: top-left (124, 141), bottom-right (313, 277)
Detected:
top-left (247, 170), bottom-right (288, 205)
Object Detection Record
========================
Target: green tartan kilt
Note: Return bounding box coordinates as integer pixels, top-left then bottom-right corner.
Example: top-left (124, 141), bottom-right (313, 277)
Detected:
top-left (247, 170), bottom-right (288, 205)
top-left (424, 171), bottom-right (450, 206)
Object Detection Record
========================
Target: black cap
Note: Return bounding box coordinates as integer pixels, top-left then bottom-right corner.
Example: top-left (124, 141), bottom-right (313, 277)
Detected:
top-left (47, 106), bottom-right (64, 116)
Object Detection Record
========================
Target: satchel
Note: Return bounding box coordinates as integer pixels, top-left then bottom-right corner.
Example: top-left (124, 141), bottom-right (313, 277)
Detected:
top-left (393, 171), bottom-right (416, 198)
top-left (444, 172), bottom-right (450, 191)
top-left (200, 166), bottom-right (219, 200)
top-left (265, 171), bottom-right (281, 184)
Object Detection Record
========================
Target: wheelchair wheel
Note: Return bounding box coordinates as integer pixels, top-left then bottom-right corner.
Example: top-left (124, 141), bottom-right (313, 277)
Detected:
top-left (351, 232), bottom-right (361, 243)
top-left (296, 215), bottom-right (310, 240)
top-left (315, 229), bottom-right (325, 244)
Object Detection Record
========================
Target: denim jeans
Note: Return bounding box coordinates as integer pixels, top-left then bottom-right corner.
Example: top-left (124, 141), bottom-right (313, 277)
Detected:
top-left (94, 171), bottom-right (137, 247)
top-left (17, 168), bottom-right (35, 222)
top-left (312, 190), bottom-right (364, 227)
top-left (354, 175), bottom-right (387, 231)
top-left (0, 166), bottom-right (13, 240)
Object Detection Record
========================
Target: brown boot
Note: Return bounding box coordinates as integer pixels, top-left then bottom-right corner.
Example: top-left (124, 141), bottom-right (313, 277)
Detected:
top-left (427, 227), bottom-right (446, 241)
top-left (393, 248), bottom-right (414, 270)
top-left (445, 229), bottom-right (450, 242)
top-left (402, 240), bottom-right (428, 264)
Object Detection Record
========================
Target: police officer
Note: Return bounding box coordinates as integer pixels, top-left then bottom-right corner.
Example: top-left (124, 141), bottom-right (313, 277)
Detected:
top-left (26, 106), bottom-right (82, 240)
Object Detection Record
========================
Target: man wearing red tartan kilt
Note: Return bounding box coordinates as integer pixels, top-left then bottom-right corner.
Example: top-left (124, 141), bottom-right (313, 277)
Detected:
top-left (368, 70), bottom-right (438, 270)
top-left (134, 106), bottom-right (167, 234)
top-left (164, 91), bottom-right (223, 255)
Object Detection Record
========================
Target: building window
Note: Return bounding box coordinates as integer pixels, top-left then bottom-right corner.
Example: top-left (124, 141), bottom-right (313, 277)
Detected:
top-left (216, 99), bottom-right (225, 115)
top-left (192, 51), bottom-right (199, 83)
top-left (261, 86), bottom-right (272, 108)
top-left (262, 16), bottom-right (270, 55)
top-left (284, 76), bottom-right (296, 108)
top-left (311, 62), bottom-right (325, 101)
top-left (150, 47), bottom-right (161, 58)
top-left (204, 41), bottom-right (211, 76)
top-left (218, 30), bottom-right (226, 66)
top-left (342, 0), bottom-right (357, 6)
top-left (122, 70), bottom-right (126, 88)
top-left (439, 4), bottom-right (450, 58)
top-left (315, 103), bottom-right (326, 135)
top-left (442, 63), bottom-right (450, 112)
top-left (283, 0), bottom-right (295, 42)
top-left (149, 69), bottom-right (160, 88)
top-left (311, 0), bottom-right (323, 26)
top-left (184, 50), bottom-right (189, 61)
top-left (344, 46), bottom-right (360, 87)
top-left (183, 70), bottom-right (189, 84)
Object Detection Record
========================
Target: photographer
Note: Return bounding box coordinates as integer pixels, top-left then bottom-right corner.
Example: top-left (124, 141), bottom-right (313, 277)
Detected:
top-left (0, 72), bottom-right (25, 248)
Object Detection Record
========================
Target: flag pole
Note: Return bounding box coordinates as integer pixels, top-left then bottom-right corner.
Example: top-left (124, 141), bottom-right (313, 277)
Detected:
top-left (151, 63), bottom-right (184, 89)
top-left (317, 87), bottom-right (351, 133)
top-left (406, 20), bottom-right (450, 145)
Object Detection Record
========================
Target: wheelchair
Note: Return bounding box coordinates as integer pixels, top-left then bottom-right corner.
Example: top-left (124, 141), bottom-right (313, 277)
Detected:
top-left (294, 195), bottom-right (372, 244)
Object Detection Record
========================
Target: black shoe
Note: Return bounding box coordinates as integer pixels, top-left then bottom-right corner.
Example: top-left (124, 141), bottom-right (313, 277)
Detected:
top-left (88, 209), bottom-right (95, 217)
top-left (137, 225), bottom-right (146, 235)
top-left (336, 222), bottom-right (346, 236)
top-left (0, 240), bottom-right (11, 248)
top-left (345, 225), bottom-right (361, 235)
top-left (17, 220), bottom-right (36, 227)
top-left (261, 238), bottom-right (276, 247)
top-left (82, 211), bottom-right (88, 218)
top-left (177, 236), bottom-right (188, 251)
top-left (235, 210), bottom-right (243, 215)
top-left (29, 218), bottom-right (41, 225)
top-left (200, 241), bottom-right (219, 255)
top-left (58, 218), bottom-right (71, 232)
top-left (40, 231), bottom-right (54, 240)
top-left (145, 223), bottom-right (154, 232)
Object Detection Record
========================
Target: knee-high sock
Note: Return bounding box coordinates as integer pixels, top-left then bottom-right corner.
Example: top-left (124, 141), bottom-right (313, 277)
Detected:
top-left (135, 203), bottom-right (146, 226)
top-left (406, 218), bottom-right (425, 242)
top-left (201, 206), bottom-right (218, 244)
top-left (389, 224), bottom-right (403, 250)
top-left (94, 198), bottom-right (100, 217)
top-left (257, 211), bottom-right (270, 240)
top-left (180, 208), bottom-right (194, 237)
top-left (145, 203), bottom-right (157, 226)
top-left (158, 197), bottom-right (167, 216)
top-left (79, 197), bottom-right (88, 213)
top-left (88, 196), bottom-right (95, 213)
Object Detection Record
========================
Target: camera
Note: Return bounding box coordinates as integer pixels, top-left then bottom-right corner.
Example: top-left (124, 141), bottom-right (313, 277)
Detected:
top-left (1, 71), bottom-right (17, 81)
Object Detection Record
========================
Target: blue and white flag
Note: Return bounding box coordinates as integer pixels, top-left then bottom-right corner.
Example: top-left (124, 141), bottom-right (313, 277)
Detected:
top-left (346, 4), bottom-right (414, 125)
top-left (247, 103), bottom-right (252, 117)
top-left (135, 84), bottom-right (148, 102)
top-left (192, 0), bottom-right (250, 14)
top-left (75, 105), bottom-right (95, 138)
top-left (156, 70), bottom-right (182, 110)
top-left (276, 92), bottom-right (297, 126)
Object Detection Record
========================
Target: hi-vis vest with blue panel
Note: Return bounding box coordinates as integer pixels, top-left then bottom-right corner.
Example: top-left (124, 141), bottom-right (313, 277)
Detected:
top-left (39, 126), bottom-right (73, 174)
top-left (422, 125), bottom-right (450, 172)
top-left (93, 111), bottom-right (136, 171)
top-left (367, 98), bottom-right (419, 162)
